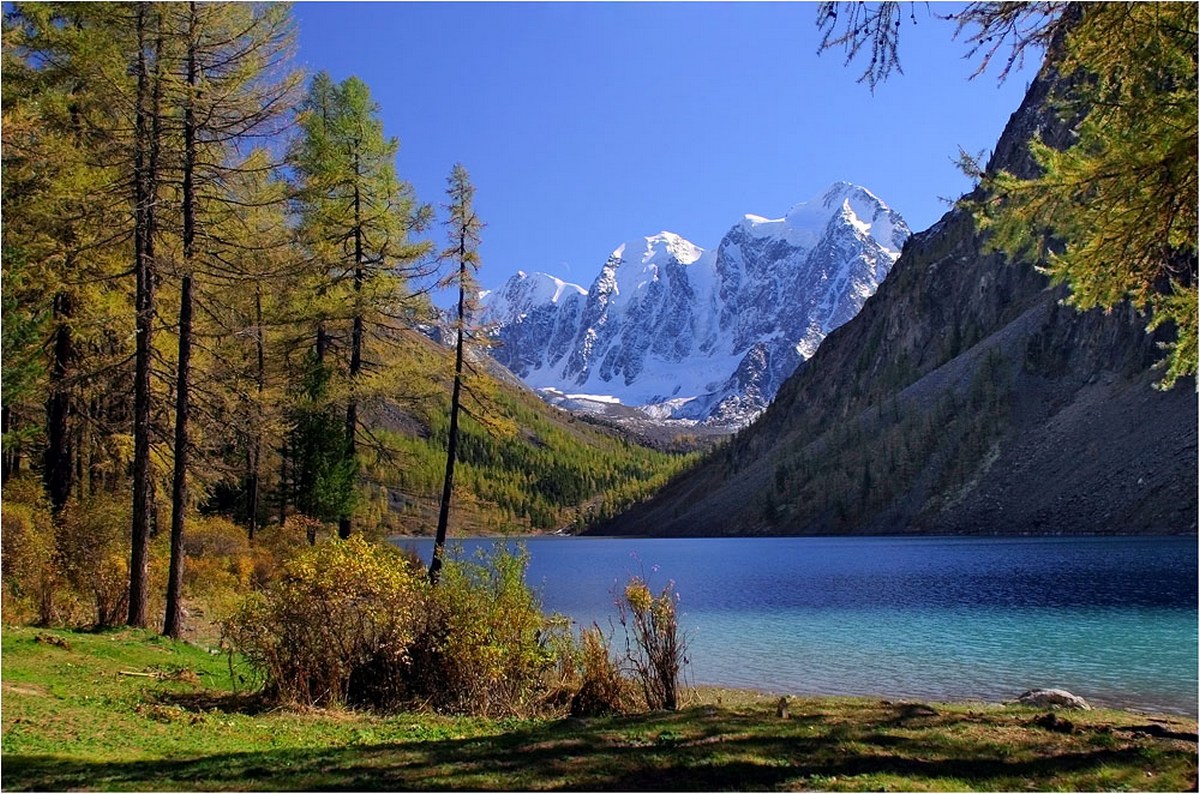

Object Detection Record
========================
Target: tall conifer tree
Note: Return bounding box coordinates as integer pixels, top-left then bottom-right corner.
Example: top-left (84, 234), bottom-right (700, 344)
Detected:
top-left (160, 1), bottom-right (298, 637)
top-left (291, 73), bottom-right (430, 538)
top-left (429, 164), bottom-right (484, 584)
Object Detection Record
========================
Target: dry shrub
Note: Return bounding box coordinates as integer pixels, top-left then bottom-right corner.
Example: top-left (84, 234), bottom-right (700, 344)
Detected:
top-left (57, 492), bottom-right (137, 627)
top-left (569, 623), bottom-right (635, 717)
top-left (223, 535), bottom-right (428, 709)
top-left (1, 477), bottom-right (58, 625)
top-left (619, 576), bottom-right (687, 711)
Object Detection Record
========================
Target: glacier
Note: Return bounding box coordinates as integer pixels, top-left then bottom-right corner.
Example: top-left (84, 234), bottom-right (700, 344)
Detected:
top-left (480, 182), bottom-right (910, 428)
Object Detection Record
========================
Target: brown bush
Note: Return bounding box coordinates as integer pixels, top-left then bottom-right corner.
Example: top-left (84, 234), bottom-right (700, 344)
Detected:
top-left (569, 623), bottom-right (635, 717)
top-left (57, 492), bottom-right (138, 627)
top-left (1, 478), bottom-right (58, 625)
top-left (619, 576), bottom-right (687, 711)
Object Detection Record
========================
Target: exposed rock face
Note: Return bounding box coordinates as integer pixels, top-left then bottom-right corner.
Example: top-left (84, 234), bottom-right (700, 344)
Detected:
top-left (481, 183), bottom-right (910, 428)
top-left (1017, 689), bottom-right (1093, 711)
top-left (591, 49), bottom-right (1197, 537)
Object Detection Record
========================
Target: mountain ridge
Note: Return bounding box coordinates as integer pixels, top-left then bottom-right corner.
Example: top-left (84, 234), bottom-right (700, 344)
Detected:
top-left (481, 182), bottom-right (910, 428)
top-left (588, 56), bottom-right (1198, 537)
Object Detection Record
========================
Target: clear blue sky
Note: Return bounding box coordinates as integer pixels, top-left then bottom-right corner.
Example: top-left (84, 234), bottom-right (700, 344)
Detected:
top-left (292, 2), bottom-right (1040, 291)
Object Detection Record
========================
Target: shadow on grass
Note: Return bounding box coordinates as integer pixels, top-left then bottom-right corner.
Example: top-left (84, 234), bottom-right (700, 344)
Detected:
top-left (4, 704), bottom-right (1196, 792)
top-left (152, 689), bottom-right (275, 716)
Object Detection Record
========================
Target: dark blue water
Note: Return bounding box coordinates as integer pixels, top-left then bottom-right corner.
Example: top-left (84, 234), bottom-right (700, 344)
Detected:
top-left (396, 535), bottom-right (1198, 714)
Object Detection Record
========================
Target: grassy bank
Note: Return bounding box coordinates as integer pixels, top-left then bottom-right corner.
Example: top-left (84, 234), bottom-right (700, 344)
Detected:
top-left (2, 625), bottom-right (1196, 791)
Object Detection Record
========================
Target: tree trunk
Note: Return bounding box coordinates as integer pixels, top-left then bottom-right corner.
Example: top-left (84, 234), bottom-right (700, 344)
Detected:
top-left (44, 290), bottom-right (76, 514)
top-left (1, 404), bottom-right (15, 484)
top-left (128, 3), bottom-right (161, 628)
top-left (164, 5), bottom-right (198, 640)
top-left (278, 435), bottom-right (288, 527)
top-left (246, 283), bottom-right (265, 539)
top-left (430, 265), bottom-right (467, 585)
top-left (340, 184), bottom-right (364, 540)
top-left (163, 272), bottom-right (192, 638)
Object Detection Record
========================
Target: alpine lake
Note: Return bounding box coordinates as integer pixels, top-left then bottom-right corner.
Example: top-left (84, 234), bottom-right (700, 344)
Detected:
top-left (395, 535), bottom-right (1198, 716)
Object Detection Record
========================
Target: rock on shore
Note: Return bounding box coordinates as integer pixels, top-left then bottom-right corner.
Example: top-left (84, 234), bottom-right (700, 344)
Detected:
top-left (1016, 689), bottom-right (1092, 710)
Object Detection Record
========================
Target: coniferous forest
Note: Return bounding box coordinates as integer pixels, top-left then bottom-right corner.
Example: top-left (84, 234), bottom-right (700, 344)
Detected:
top-left (1, 2), bottom-right (691, 629)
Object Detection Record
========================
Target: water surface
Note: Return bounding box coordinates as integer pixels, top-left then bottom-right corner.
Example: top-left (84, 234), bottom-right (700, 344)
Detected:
top-left (397, 535), bottom-right (1197, 714)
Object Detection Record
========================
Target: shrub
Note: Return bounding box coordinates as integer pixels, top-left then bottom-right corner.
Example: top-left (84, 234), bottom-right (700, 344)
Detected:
top-left (225, 538), bottom-right (569, 718)
top-left (223, 535), bottom-right (428, 709)
top-left (619, 576), bottom-right (687, 711)
top-left (1, 478), bottom-right (58, 625)
top-left (247, 515), bottom-right (329, 590)
top-left (414, 543), bottom-right (560, 717)
top-left (569, 623), bottom-right (635, 717)
top-left (57, 492), bottom-right (140, 628)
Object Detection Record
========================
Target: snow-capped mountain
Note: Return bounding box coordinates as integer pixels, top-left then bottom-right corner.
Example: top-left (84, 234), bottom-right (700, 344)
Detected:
top-left (480, 182), bottom-right (910, 428)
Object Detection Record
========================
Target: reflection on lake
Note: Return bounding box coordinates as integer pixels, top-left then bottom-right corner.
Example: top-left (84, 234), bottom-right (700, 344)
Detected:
top-left (395, 535), bottom-right (1198, 714)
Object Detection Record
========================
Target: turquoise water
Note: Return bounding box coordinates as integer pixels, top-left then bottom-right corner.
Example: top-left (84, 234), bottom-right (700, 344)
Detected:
top-left (397, 535), bottom-right (1198, 714)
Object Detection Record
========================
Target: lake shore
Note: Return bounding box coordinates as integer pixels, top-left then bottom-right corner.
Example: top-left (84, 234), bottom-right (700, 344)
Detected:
top-left (3, 626), bottom-right (1196, 792)
top-left (395, 535), bottom-right (1200, 717)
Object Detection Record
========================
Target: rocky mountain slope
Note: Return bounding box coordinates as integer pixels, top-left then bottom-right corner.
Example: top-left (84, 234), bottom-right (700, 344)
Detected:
top-left (481, 183), bottom-right (910, 428)
top-left (591, 60), bottom-right (1198, 536)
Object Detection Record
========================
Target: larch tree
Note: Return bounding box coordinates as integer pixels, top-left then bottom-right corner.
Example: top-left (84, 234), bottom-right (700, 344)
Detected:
top-left (128, 1), bottom-right (168, 628)
top-left (429, 164), bottom-right (484, 585)
top-left (290, 72), bottom-right (431, 539)
top-left (4, 2), bottom-right (169, 627)
top-left (973, 3), bottom-right (1197, 388)
top-left (2, 3), bottom-right (139, 513)
top-left (199, 152), bottom-right (297, 539)
top-left (160, 1), bottom-right (298, 638)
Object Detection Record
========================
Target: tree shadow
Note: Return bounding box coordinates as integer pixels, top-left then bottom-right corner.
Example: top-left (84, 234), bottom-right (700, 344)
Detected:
top-left (4, 704), bottom-right (1196, 791)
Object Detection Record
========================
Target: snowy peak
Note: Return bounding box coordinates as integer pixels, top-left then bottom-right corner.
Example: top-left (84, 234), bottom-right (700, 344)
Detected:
top-left (482, 271), bottom-right (586, 319)
top-left (739, 181), bottom-right (909, 255)
top-left (588, 231), bottom-right (717, 314)
top-left (484, 182), bottom-right (911, 428)
top-left (612, 231), bottom-right (707, 267)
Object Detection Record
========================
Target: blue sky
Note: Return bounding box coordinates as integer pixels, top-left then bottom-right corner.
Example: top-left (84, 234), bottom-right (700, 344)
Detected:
top-left (292, 2), bottom-right (1040, 291)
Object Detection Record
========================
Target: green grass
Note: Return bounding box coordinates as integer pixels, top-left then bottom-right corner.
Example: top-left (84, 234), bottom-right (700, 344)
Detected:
top-left (3, 625), bottom-right (1196, 791)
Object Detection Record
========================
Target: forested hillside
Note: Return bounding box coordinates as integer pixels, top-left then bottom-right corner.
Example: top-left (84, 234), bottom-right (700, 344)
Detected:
top-left (596, 4), bottom-right (1198, 537)
top-left (0, 0), bottom-right (688, 591)
top-left (355, 336), bottom-right (695, 535)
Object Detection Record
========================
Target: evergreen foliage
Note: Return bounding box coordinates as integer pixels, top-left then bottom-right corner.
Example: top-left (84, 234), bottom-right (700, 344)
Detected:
top-left (287, 353), bottom-right (358, 525)
top-left (291, 71), bottom-right (434, 538)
